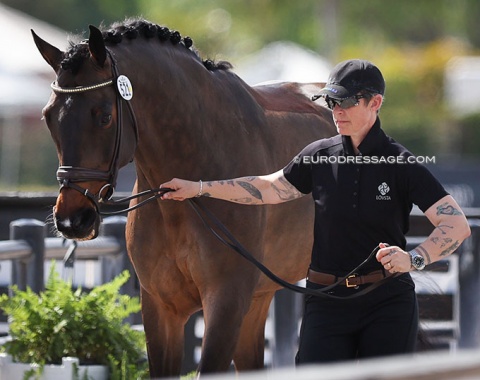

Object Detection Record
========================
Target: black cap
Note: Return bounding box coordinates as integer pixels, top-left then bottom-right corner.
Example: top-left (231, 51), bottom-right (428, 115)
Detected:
top-left (314, 59), bottom-right (385, 100)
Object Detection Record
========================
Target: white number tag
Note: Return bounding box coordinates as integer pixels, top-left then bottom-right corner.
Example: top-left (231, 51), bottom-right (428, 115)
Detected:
top-left (117, 75), bottom-right (133, 100)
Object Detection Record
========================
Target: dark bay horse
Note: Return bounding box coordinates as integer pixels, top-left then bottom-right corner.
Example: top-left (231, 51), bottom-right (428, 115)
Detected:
top-left (32, 19), bottom-right (336, 378)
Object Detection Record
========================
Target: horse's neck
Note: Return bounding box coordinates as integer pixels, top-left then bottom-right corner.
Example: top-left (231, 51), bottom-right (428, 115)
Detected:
top-left (124, 43), bottom-right (263, 185)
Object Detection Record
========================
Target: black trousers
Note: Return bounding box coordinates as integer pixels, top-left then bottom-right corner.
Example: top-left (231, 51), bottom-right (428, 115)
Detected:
top-left (296, 274), bottom-right (418, 364)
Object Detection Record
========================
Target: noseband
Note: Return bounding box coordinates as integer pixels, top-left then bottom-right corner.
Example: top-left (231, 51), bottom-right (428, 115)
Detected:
top-left (51, 49), bottom-right (138, 212)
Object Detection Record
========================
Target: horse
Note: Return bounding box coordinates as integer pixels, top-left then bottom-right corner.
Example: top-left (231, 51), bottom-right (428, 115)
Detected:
top-left (31, 18), bottom-right (336, 378)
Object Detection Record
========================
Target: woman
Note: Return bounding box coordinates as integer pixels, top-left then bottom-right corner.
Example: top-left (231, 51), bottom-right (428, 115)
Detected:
top-left (160, 59), bottom-right (471, 363)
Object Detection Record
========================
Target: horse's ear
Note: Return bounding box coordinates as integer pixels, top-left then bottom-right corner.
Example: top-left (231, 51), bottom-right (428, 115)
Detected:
top-left (88, 25), bottom-right (106, 67)
top-left (31, 29), bottom-right (63, 72)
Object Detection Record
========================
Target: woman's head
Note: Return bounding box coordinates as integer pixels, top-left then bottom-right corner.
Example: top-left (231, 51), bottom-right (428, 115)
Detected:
top-left (314, 59), bottom-right (385, 145)
top-left (314, 59), bottom-right (385, 100)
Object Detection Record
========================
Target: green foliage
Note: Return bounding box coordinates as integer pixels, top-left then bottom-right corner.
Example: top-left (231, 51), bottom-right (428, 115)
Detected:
top-left (180, 371), bottom-right (197, 379)
top-left (341, 38), bottom-right (472, 156)
top-left (109, 351), bottom-right (149, 380)
top-left (456, 112), bottom-right (480, 158)
top-left (0, 264), bottom-right (148, 379)
top-left (0, 0), bottom-right (141, 34)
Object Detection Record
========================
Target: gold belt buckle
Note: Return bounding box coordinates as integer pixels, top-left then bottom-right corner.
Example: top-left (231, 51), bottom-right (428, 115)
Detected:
top-left (345, 274), bottom-right (358, 288)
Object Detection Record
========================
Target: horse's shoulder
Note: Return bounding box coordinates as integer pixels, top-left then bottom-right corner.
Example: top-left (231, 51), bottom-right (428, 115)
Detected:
top-left (248, 81), bottom-right (327, 113)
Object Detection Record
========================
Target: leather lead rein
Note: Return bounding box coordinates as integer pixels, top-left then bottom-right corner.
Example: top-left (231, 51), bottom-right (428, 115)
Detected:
top-left (186, 196), bottom-right (400, 299)
top-left (105, 188), bottom-right (399, 299)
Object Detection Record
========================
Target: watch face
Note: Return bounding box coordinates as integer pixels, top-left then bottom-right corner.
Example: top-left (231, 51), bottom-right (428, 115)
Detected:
top-left (412, 255), bottom-right (425, 269)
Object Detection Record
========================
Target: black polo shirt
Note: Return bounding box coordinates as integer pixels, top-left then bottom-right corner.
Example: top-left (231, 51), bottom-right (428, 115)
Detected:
top-left (283, 118), bottom-right (448, 275)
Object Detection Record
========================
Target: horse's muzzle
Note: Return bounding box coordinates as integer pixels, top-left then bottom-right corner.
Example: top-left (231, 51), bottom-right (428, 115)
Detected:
top-left (54, 205), bottom-right (101, 241)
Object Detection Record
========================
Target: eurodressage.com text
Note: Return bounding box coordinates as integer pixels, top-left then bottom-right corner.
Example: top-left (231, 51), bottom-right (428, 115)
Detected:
top-left (294, 155), bottom-right (436, 165)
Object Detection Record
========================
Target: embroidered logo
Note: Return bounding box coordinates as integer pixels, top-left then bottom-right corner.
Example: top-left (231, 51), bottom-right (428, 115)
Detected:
top-left (376, 182), bottom-right (391, 201)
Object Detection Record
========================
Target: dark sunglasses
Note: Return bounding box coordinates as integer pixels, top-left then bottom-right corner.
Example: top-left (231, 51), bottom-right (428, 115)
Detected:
top-left (325, 95), bottom-right (367, 110)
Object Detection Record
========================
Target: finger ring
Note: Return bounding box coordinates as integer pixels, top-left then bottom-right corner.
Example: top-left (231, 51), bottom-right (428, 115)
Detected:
top-left (387, 262), bottom-right (392, 269)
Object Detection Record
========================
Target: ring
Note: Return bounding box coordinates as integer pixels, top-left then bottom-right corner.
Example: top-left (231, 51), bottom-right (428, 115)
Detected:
top-left (387, 262), bottom-right (392, 269)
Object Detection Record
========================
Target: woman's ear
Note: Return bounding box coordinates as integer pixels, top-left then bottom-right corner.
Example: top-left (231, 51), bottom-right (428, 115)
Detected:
top-left (371, 94), bottom-right (383, 111)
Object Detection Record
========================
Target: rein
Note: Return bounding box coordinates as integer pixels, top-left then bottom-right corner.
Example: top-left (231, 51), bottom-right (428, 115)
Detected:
top-left (187, 195), bottom-right (400, 299)
top-left (101, 187), bottom-right (399, 299)
top-left (99, 188), bottom-right (166, 215)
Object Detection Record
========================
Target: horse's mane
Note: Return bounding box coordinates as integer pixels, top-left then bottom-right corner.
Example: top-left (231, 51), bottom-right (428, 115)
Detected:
top-left (61, 17), bottom-right (232, 74)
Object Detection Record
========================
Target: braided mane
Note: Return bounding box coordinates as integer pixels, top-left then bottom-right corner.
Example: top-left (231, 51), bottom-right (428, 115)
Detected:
top-left (60, 18), bottom-right (232, 74)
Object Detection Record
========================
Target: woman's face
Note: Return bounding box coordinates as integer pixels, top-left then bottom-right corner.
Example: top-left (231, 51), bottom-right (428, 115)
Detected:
top-left (330, 94), bottom-right (383, 145)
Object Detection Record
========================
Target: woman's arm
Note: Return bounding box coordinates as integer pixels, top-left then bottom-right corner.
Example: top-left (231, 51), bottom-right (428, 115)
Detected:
top-left (160, 169), bottom-right (306, 205)
top-left (376, 195), bottom-right (471, 272)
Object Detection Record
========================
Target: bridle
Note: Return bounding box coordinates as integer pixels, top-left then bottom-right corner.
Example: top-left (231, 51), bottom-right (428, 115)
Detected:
top-left (51, 48), bottom-right (139, 213)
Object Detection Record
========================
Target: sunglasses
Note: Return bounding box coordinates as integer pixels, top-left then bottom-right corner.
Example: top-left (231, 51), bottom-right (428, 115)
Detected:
top-left (324, 95), bottom-right (367, 110)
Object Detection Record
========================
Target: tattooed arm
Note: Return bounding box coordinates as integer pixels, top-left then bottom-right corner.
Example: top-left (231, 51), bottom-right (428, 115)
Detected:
top-left (413, 195), bottom-right (471, 263)
top-left (160, 169), bottom-right (306, 204)
top-left (377, 195), bottom-right (471, 273)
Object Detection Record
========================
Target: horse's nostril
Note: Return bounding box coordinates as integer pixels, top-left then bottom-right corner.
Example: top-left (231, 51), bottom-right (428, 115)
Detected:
top-left (54, 208), bottom-right (100, 240)
top-left (55, 215), bottom-right (71, 231)
top-left (72, 208), bottom-right (97, 230)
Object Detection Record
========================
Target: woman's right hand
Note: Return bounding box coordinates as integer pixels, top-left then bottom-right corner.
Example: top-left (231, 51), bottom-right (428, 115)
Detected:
top-left (160, 178), bottom-right (202, 201)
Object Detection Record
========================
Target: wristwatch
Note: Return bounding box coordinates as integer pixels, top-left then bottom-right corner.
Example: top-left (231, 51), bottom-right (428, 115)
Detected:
top-left (409, 249), bottom-right (426, 270)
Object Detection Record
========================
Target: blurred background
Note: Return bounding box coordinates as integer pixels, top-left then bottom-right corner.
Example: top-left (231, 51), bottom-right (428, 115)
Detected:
top-left (0, 0), bottom-right (478, 206)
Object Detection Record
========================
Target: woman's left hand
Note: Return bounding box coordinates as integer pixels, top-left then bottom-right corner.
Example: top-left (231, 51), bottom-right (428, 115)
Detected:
top-left (376, 243), bottom-right (412, 273)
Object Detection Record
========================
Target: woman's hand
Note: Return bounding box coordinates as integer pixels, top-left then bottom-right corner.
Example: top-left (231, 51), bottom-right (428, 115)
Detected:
top-left (376, 243), bottom-right (412, 273)
top-left (160, 178), bottom-right (202, 201)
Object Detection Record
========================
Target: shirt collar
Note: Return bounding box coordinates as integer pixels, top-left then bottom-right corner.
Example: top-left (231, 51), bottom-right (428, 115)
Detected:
top-left (342, 117), bottom-right (387, 156)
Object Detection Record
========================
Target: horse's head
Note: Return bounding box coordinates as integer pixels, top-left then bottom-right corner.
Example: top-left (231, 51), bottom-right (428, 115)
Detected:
top-left (32, 25), bottom-right (138, 240)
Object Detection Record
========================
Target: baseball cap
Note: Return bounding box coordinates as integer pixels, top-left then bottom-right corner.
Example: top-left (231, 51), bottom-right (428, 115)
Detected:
top-left (313, 59), bottom-right (385, 100)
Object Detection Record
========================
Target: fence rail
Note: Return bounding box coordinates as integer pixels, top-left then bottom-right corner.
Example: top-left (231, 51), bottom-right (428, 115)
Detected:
top-left (0, 237), bottom-right (122, 262)
top-left (0, 240), bottom-right (30, 260)
top-left (0, 217), bottom-right (130, 293)
top-left (44, 237), bottom-right (122, 260)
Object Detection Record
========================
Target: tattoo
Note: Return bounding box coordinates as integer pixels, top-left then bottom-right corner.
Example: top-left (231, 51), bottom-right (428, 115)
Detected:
top-left (216, 180), bottom-right (235, 187)
top-left (237, 181), bottom-right (263, 202)
top-left (389, 248), bottom-right (397, 255)
top-left (230, 197), bottom-right (255, 204)
top-left (440, 237), bottom-right (453, 248)
top-left (430, 224), bottom-right (453, 248)
top-left (271, 177), bottom-right (302, 201)
top-left (440, 240), bottom-right (460, 257)
top-left (430, 236), bottom-right (454, 248)
top-left (436, 224), bottom-right (454, 235)
top-left (436, 202), bottom-right (462, 216)
top-left (417, 246), bottom-right (432, 264)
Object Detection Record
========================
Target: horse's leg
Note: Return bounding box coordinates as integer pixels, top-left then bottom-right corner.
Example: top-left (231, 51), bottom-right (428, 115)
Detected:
top-left (196, 288), bottom-right (254, 374)
top-left (141, 288), bottom-right (187, 378)
top-left (233, 292), bottom-right (275, 370)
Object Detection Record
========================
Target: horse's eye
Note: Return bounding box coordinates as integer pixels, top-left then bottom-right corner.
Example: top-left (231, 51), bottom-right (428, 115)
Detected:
top-left (101, 114), bottom-right (112, 126)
